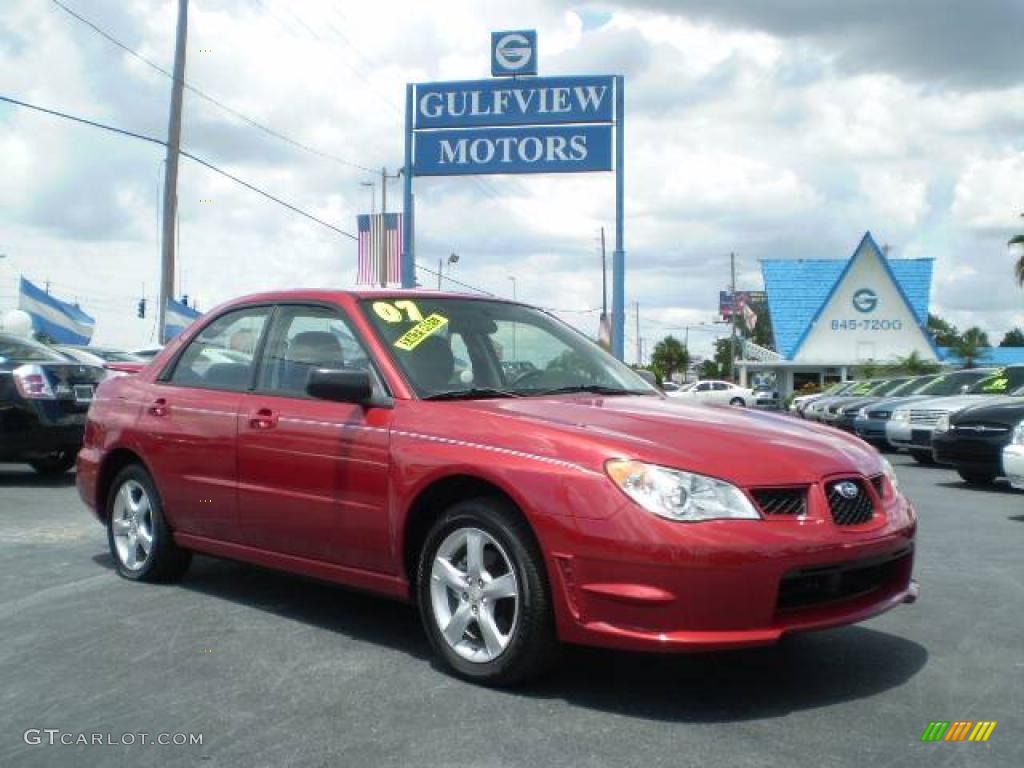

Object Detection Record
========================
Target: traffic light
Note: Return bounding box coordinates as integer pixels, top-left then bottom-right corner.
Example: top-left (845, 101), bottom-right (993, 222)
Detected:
top-left (137, 298), bottom-right (146, 318)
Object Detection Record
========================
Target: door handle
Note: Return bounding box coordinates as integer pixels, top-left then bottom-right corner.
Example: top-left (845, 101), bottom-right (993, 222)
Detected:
top-left (248, 408), bottom-right (277, 430)
top-left (148, 398), bottom-right (169, 417)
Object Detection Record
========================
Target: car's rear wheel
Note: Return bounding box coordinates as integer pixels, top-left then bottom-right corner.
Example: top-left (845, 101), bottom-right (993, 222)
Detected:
top-left (106, 465), bottom-right (191, 582)
top-left (416, 498), bottom-right (558, 686)
top-left (28, 450), bottom-right (76, 476)
top-left (910, 450), bottom-right (935, 465)
top-left (729, 397), bottom-right (745, 407)
top-left (957, 468), bottom-right (997, 485)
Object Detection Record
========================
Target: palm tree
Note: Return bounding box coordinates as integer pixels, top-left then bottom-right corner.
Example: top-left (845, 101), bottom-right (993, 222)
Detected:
top-left (1011, 213), bottom-right (1024, 286)
top-left (950, 327), bottom-right (990, 369)
top-left (651, 335), bottom-right (689, 381)
top-left (888, 350), bottom-right (940, 375)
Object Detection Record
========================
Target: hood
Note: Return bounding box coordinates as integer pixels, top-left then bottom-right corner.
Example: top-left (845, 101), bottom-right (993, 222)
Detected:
top-left (868, 394), bottom-right (934, 411)
top-left (952, 397), bottom-right (1024, 427)
top-left (458, 395), bottom-right (883, 487)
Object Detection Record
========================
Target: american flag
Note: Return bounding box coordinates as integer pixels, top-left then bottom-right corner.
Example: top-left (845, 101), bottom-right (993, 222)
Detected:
top-left (357, 213), bottom-right (403, 286)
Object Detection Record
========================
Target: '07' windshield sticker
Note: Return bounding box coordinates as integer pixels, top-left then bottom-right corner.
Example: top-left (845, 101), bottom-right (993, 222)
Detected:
top-left (394, 314), bottom-right (449, 351)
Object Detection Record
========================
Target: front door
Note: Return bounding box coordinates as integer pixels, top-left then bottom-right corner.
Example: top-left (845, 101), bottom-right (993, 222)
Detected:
top-left (136, 305), bottom-right (270, 541)
top-left (236, 304), bottom-right (393, 572)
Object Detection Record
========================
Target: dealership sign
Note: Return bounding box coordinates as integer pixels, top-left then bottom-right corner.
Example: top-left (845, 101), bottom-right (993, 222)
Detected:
top-left (401, 31), bottom-right (627, 358)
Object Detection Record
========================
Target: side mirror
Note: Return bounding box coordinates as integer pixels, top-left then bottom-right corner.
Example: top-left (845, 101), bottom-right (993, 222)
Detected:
top-left (306, 368), bottom-right (373, 404)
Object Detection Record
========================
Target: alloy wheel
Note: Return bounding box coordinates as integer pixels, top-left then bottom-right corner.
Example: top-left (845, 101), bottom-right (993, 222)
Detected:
top-left (111, 479), bottom-right (154, 571)
top-left (429, 527), bottom-right (520, 663)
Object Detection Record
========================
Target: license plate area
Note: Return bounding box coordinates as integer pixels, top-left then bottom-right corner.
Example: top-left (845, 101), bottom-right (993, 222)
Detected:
top-left (73, 385), bottom-right (95, 403)
top-left (911, 429), bottom-right (931, 446)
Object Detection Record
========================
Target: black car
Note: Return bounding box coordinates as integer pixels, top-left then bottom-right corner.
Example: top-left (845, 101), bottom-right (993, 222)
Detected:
top-left (0, 333), bottom-right (105, 475)
top-left (932, 395), bottom-right (1024, 485)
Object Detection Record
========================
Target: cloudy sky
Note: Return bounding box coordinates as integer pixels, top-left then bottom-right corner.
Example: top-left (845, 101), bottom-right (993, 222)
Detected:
top-left (1, 0), bottom-right (1022, 358)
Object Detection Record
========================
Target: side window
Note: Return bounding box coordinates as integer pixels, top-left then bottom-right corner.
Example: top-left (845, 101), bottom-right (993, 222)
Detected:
top-left (257, 306), bottom-right (371, 396)
top-left (713, 382), bottom-right (729, 391)
top-left (696, 382), bottom-right (712, 391)
top-left (168, 307), bottom-right (269, 391)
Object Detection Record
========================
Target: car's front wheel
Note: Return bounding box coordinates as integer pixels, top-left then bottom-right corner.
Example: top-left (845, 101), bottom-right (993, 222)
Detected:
top-left (957, 468), bottom-right (997, 485)
top-left (417, 498), bottom-right (558, 686)
top-left (28, 450), bottom-right (76, 476)
top-left (106, 465), bottom-right (191, 582)
top-left (729, 397), bottom-right (746, 407)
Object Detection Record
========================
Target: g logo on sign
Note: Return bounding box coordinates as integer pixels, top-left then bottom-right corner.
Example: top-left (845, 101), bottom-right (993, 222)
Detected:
top-left (852, 288), bottom-right (878, 314)
top-left (491, 30), bottom-right (538, 76)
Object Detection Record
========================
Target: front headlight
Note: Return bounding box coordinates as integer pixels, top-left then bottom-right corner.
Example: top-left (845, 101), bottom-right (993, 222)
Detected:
top-left (605, 459), bottom-right (760, 522)
top-left (856, 407), bottom-right (868, 419)
top-left (934, 414), bottom-right (950, 433)
top-left (891, 410), bottom-right (910, 423)
top-left (880, 456), bottom-right (900, 492)
top-left (1011, 420), bottom-right (1024, 445)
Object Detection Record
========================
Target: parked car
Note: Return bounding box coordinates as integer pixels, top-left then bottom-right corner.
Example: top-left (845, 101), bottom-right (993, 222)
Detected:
top-left (931, 391), bottom-right (1024, 484)
top-left (0, 332), bottom-right (106, 475)
top-left (752, 386), bottom-right (779, 409)
top-left (1002, 428), bottom-right (1024, 490)
top-left (821, 378), bottom-right (912, 428)
top-left (130, 346), bottom-right (163, 360)
top-left (77, 290), bottom-right (918, 685)
top-left (888, 366), bottom-right (1024, 464)
top-left (854, 369), bottom-right (994, 448)
top-left (790, 381), bottom-right (860, 418)
top-left (670, 379), bottom-right (754, 406)
top-left (54, 345), bottom-right (146, 377)
top-left (806, 379), bottom-right (885, 423)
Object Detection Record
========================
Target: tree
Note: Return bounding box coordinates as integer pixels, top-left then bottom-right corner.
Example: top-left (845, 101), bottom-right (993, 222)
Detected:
top-left (927, 313), bottom-right (960, 347)
top-left (650, 335), bottom-right (689, 380)
top-left (751, 304), bottom-right (774, 350)
top-left (1010, 212), bottom-right (1024, 286)
top-left (1000, 327), bottom-right (1024, 347)
top-left (886, 350), bottom-right (941, 375)
top-left (950, 326), bottom-right (990, 368)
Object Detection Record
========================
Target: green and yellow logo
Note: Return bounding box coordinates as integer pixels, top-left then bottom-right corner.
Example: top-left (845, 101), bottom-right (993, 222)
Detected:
top-left (921, 721), bottom-right (997, 742)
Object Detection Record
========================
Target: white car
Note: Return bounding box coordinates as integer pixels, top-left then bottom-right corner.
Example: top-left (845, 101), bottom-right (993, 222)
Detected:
top-left (670, 379), bottom-right (753, 407)
top-left (1003, 440), bottom-right (1024, 491)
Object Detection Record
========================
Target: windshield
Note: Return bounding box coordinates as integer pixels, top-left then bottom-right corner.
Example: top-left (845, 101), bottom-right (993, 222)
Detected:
top-left (870, 378), bottom-right (910, 396)
top-left (967, 367), bottom-right (1024, 395)
top-left (360, 297), bottom-right (658, 399)
top-left (916, 370), bottom-right (990, 396)
top-left (0, 334), bottom-right (68, 363)
top-left (887, 375), bottom-right (939, 396)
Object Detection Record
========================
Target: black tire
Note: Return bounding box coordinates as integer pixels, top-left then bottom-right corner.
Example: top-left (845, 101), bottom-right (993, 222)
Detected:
top-left (729, 397), bottom-right (745, 407)
top-left (28, 450), bottom-right (76, 476)
top-left (416, 497), bottom-right (558, 686)
top-left (105, 464), bottom-right (191, 582)
top-left (910, 450), bottom-right (935, 466)
top-left (957, 468), bottom-right (997, 485)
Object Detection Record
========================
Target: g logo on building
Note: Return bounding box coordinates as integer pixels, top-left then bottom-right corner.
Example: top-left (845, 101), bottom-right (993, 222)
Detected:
top-left (491, 30), bottom-right (538, 76)
top-left (852, 288), bottom-right (878, 314)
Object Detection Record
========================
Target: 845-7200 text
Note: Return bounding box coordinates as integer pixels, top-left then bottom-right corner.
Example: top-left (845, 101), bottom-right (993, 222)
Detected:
top-left (832, 319), bottom-right (903, 331)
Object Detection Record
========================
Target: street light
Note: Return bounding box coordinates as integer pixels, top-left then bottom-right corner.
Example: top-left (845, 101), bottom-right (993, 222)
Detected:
top-left (438, 252), bottom-right (459, 290)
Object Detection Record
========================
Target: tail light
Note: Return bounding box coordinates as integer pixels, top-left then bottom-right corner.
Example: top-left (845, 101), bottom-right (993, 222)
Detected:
top-left (13, 364), bottom-right (56, 399)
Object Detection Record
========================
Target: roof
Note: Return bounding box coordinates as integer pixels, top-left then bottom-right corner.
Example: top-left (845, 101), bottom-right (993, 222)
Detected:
top-left (938, 347), bottom-right (1024, 366)
top-left (761, 232), bottom-right (934, 359)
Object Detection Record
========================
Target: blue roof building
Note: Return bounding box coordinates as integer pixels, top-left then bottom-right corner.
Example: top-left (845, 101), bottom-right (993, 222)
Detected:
top-left (741, 232), bottom-right (939, 395)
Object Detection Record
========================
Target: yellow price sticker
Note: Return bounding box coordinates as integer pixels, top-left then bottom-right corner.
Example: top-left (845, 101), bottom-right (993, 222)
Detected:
top-left (373, 300), bottom-right (425, 323)
top-left (394, 314), bottom-right (448, 351)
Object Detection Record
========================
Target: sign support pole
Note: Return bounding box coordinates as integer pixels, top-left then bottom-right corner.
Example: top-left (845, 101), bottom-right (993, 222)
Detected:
top-left (401, 83), bottom-right (415, 288)
top-left (612, 75), bottom-right (625, 361)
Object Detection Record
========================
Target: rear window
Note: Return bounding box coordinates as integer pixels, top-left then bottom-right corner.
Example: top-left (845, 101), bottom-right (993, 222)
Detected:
top-left (0, 335), bottom-right (67, 363)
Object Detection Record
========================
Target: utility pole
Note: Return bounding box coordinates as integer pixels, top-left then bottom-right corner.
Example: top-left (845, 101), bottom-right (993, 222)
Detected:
top-left (729, 252), bottom-right (738, 382)
top-left (158, 0), bottom-right (188, 344)
top-left (600, 226), bottom-right (607, 320)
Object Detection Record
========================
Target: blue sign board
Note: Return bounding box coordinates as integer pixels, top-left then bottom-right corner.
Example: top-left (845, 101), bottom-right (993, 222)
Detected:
top-left (414, 76), bottom-right (614, 130)
top-left (491, 30), bottom-right (537, 76)
top-left (414, 125), bottom-right (612, 176)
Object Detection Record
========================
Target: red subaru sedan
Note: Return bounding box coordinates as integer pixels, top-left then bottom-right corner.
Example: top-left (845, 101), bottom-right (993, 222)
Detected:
top-left (78, 291), bottom-right (918, 685)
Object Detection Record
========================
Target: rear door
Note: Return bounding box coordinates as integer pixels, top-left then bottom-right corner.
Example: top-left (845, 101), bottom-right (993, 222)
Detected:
top-left (236, 304), bottom-right (393, 572)
top-left (135, 306), bottom-right (270, 541)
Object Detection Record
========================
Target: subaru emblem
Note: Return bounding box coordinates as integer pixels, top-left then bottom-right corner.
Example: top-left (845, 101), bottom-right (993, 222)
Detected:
top-left (835, 481), bottom-right (859, 499)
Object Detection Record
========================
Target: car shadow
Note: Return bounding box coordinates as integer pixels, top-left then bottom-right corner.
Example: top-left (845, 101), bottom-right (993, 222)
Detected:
top-left (933, 480), bottom-right (1019, 495)
top-left (0, 466), bottom-right (76, 488)
top-left (522, 627), bottom-right (929, 722)
top-left (108, 552), bottom-right (928, 720)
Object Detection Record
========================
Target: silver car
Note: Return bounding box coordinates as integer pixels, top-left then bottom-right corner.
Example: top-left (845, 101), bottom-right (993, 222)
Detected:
top-left (888, 366), bottom-right (1024, 463)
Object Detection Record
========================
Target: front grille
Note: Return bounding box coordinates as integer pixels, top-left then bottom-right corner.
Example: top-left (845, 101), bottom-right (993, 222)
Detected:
top-left (866, 409), bottom-right (891, 419)
top-left (910, 409), bottom-right (945, 425)
top-left (777, 548), bottom-right (911, 611)
top-left (751, 488), bottom-right (807, 516)
top-left (952, 422), bottom-right (1010, 435)
top-left (826, 478), bottom-right (875, 525)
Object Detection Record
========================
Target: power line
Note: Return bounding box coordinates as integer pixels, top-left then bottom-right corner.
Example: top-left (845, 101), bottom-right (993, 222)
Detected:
top-left (414, 262), bottom-right (493, 296)
top-left (49, 0), bottom-right (377, 174)
top-left (0, 94), bottom-right (357, 240)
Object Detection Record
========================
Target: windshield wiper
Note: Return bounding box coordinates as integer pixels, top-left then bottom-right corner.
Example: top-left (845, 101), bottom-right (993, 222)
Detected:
top-left (423, 387), bottom-right (525, 401)
top-left (529, 384), bottom-right (654, 397)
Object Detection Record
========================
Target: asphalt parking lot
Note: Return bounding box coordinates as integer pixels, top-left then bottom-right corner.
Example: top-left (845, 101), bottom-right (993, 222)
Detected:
top-left (0, 455), bottom-right (1020, 768)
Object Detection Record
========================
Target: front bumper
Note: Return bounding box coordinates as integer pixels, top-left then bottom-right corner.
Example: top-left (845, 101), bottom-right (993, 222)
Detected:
top-left (546, 484), bottom-right (918, 652)
top-left (932, 430), bottom-right (1008, 472)
top-left (886, 420), bottom-right (933, 450)
top-left (854, 416), bottom-right (891, 445)
top-left (0, 402), bottom-right (86, 461)
top-left (1003, 444), bottom-right (1024, 490)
